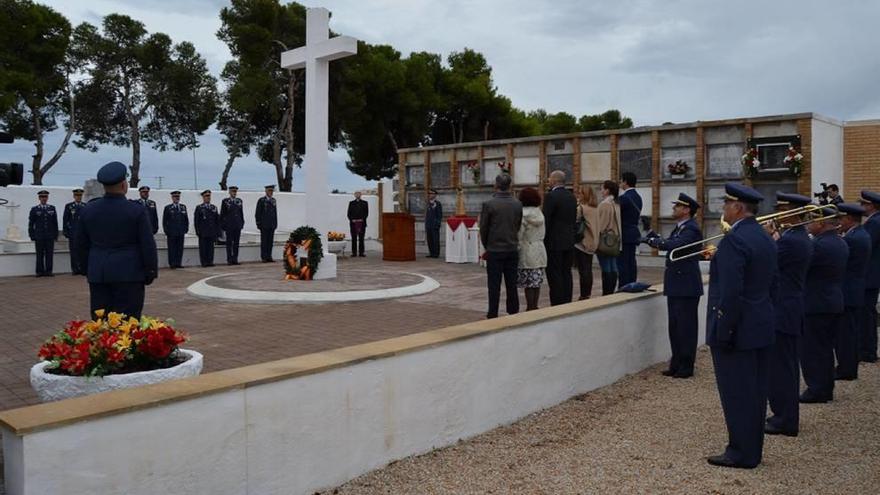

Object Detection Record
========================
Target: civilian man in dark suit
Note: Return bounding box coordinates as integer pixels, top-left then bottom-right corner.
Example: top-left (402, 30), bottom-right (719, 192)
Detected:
top-left (220, 186), bottom-right (244, 265)
top-left (801, 207), bottom-right (848, 403)
top-left (424, 189), bottom-right (443, 258)
top-left (834, 203), bottom-right (872, 380)
top-left (706, 183), bottom-right (777, 469)
top-left (28, 190), bottom-right (58, 277)
top-left (479, 173), bottom-right (522, 319)
top-left (194, 190), bottom-right (220, 267)
top-left (256, 185), bottom-right (278, 262)
top-left (136, 185), bottom-right (159, 235)
top-left (542, 169), bottom-right (577, 305)
top-left (162, 191), bottom-right (188, 268)
top-left (646, 193), bottom-right (703, 379)
top-left (74, 162), bottom-right (157, 318)
top-left (764, 193), bottom-right (813, 437)
top-left (858, 190), bottom-right (880, 362)
top-left (618, 171), bottom-right (643, 288)
top-left (347, 190), bottom-right (368, 257)
top-left (63, 188), bottom-right (86, 275)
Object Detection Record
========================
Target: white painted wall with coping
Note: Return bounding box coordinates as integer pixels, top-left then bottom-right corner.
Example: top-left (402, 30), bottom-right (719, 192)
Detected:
top-left (811, 117), bottom-right (844, 195)
top-left (1, 287), bottom-right (708, 495)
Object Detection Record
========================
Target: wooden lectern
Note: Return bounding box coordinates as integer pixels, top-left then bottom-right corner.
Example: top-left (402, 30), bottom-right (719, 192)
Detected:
top-left (382, 213), bottom-right (416, 261)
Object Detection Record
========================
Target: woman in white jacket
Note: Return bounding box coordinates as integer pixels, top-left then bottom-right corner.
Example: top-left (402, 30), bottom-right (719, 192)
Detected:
top-left (517, 187), bottom-right (547, 310)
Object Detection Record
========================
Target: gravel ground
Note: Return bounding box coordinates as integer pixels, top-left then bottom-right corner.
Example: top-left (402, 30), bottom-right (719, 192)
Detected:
top-left (324, 347), bottom-right (880, 495)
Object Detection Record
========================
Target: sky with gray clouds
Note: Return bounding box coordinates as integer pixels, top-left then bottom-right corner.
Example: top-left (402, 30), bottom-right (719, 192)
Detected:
top-left (6, 0), bottom-right (880, 192)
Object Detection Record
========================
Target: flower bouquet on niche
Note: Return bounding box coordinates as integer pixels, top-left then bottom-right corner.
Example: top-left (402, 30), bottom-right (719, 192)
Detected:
top-left (741, 148), bottom-right (760, 178)
top-left (497, 161), bottom-right (512, 175)
top-left (783, 146), bottom-right (803, 177)
top-left (327, 231), bottom-right (346, 241)
top-left (667, 159), bottom-right (690, 177)
top-left (465, 161), bottom-right (481, 184)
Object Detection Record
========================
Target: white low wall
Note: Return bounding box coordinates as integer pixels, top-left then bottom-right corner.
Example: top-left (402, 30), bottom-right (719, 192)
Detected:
top-left (1, 288), bottom-right (707, 495)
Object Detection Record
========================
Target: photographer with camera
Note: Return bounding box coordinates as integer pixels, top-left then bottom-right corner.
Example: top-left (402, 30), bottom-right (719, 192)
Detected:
top-left (815, 182), bottom-right (844, 206)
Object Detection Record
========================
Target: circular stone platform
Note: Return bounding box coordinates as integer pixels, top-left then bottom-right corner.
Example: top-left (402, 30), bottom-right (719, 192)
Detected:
top-left (186, 268), bottom-right (439, 304)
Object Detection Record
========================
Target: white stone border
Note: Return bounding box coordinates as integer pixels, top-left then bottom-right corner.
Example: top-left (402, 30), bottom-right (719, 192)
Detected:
top-left (186, 271), bottom-right (439, 304)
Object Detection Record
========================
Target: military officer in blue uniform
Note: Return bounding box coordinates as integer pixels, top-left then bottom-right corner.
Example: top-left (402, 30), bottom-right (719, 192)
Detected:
top-left (801, 206), bottom-right (848, 403)
top-left (858, 190), bottom-right (880, 362)
top-left (764, 193), bottom-right (813, 437)
top-left (255, 185), bottom-right (278, 262)
top-left (74, 162), bottom-right (157, 318)
top-left (834, 203), bottom-right (872, 380)
top-left (62, 188), bottom-right (86, 275)
top-left (645, 193), bottom-right (703, 379)
top-left (220, 186), bottom-right (244, 265)
top-left (136, 185), bottom-right (159, 235)
top-left (162, 191), bottom-right (188, 268)
top-left (194, 190), bottom-right (220, 267)
top-left (705, 183), bottom-right (777, 469)
top-left (28, 190), bottom-right (59, 277)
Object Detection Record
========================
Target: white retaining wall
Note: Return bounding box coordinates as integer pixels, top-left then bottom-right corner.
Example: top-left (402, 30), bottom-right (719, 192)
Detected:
top-left (2, 289), bottom-right (707, 495)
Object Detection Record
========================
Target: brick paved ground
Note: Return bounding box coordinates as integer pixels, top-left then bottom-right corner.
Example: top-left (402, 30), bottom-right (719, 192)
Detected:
top-left (0, 255), bottom-right (665, 410)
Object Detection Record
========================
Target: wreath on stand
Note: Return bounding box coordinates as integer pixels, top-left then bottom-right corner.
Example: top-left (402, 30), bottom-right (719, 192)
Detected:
top-left (284, 226), bottom-right (323, 280)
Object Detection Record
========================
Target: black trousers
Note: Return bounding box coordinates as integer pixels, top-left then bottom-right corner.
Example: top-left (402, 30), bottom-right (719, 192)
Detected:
top-left (768, 332), bottom-right (800, 433)
top-left (225, 229), bottom-right (241, 264)
top-left (260, 229), bottom-right (275, 261)
top-left (861, 288), bottom-right (879, 361)
top-left (834, 306), bottom-right (861, 378)
top-left (426, 227), bottom-right (440, 258)
top-left (618, 242), bottom-right (638, 287)
top-left (666, 296), bottom-right (700, 375)
top-left (167, 235), bottom-right (184, 268)
top-left (67, 237), bottom-right (84, 274)
top-left (89, 282), bottom-right (145, 319)
top-left (198, 236), bottom-right (215, 266)
top-left (801, 313), bottom-right (841, 400)
top-left (574, 250), bottom-right (593, 299)
top-left (486, 250), bottom-right (519, 318)
top-left (350, 223), bottom-right (365, 256)
top-left (35, 239), bottom-right (54, 275)
top-left (546, 249), bottom-right (574, 306)
top-left (711, 345), bottom-right (770, 468)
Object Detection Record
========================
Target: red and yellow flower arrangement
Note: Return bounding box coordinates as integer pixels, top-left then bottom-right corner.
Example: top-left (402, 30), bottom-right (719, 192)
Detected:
top-left (37, 310), bottom-right (187, 377)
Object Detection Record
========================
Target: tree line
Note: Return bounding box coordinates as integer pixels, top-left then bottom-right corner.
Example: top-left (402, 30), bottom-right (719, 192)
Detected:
top-left (0, 0), bottom-right (633, 190)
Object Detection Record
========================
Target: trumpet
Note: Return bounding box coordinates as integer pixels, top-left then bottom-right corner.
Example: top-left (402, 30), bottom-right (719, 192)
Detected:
top-left (668, 204), bottom-right (839, 262)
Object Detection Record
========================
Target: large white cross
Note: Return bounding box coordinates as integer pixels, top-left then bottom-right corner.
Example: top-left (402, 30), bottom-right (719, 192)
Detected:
top-left (280, 7), bottom-right (357, 247)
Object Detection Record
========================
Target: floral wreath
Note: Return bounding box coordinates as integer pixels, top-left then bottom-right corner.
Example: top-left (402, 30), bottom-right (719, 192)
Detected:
top-left (284, 226), bottom-right (323, 280)
top-left (783, 146), bottom-right (803, 177)
top-left (741, 148), bottom-right (760, 178)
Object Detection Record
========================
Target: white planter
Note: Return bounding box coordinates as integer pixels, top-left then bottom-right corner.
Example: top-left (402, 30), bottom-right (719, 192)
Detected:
top-left (326, 240), bottom-right (347, 254)
top-left (30, 349), bottom-right (203, 402)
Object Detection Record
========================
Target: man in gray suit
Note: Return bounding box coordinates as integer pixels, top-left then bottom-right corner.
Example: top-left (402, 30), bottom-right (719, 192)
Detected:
top-left (479, 173), bottom-right (523, 319)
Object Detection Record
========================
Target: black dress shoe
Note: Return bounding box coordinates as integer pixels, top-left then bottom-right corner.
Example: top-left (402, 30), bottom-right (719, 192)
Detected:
top-left (661, 369), bottom-right (676, 377)
top-left (799, 394), bottom-right (831, 404)
top-left (764, 423), bottom-right (798, 437)
top-left (835, 373), bottom-right (857, 381)
top-left (358, 254), bottom-right (366, 257)
top-left (673, 372), bottom-right (694, 379)
top-left (706, 455), bottom-right (754, 469)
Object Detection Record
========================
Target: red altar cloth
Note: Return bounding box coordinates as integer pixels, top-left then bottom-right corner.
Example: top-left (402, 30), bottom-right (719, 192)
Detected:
top-left (446, 216), bottom-right (477, 231)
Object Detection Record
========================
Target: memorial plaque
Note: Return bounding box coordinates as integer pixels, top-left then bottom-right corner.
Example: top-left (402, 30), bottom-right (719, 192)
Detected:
top-left (435, 191), bottom-right (456, 217)
top-left (706, 144), bottom-right (743, 178)
top-left (406, 165), bottom-right (424, 186)
top-left (756, 143), bottom-right (788, 170)
top-left (659, 185), bottom-right (697, 218)
top-left (618, 149), bottom-right (653, 181)
top-left (705, 186), bottom-right (727, 216)
top-left (634, 187), bottom-right (653, 218)
top-left (513, 156), bottom-right (540, 184)
top-left (581, 152), bottom-right (611, 182)
top-left (661, 147), bottom-right (696, 179)
top-left (465, 191), bottom-right (495, 215)
top-left (407, 192), bottom-right (425, 214)
top-left (753, 182), bottom-right (797, 216)
top-left (482, 157), bottom-right (506, 185)
top-left (546, 154), bottom-right (574, 182)
top-left (430, 162), bottom-right (451, 188)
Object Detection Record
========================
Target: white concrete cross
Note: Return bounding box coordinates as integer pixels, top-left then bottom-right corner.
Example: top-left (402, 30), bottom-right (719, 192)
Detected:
top-left (280, 7), bottom-right (357, 247)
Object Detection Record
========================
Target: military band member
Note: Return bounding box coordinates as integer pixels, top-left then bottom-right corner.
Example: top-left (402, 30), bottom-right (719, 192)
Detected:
top-left (136, 185), bottom-right (159, 235)
top-left (63, 188), bottom-right (86, 275)
top-left (858, 190), bottom-right (880, 362)
top-left (220, 186), bottom-right (244, 265)
top-left (194, 190), bottom-right (220, 267)
top-left (764, 193), bottom-right (813, 437)
top-left (645, 193), bottom-right (703, 379)
top-left (347, 190), bottom-right (368, 257)
top-left (801, 207), bottom-right (848, 403)
top-left (706, 183), bottom-right (777, 469)
top-left (835, 203), bottom-right (872, 380)
top-left (256, 184), bottom-right (278, 262)
top-left (28, 190), bottom-right (58, 277)
top-left (162, 191), bottom-right (188, 268)
top-left (75, 162), bottom-right (157, 318)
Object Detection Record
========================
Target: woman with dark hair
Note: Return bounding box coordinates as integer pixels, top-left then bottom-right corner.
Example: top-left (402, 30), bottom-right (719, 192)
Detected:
top-left (517, 187), bottom-right (547, 310)
top-left (575, 184), bottom-right (599, 299)
top-left (596, 180), bottom-right (621, 295)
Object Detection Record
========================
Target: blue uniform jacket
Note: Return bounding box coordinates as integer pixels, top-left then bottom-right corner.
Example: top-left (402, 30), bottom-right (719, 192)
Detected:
top-left (619, 188), bottom-right (643, 244)
top-left (771, 226), bottom-right (813, 336)
top-left (74, 194), bottom-right (158, 283)
top-left (706, 217), bottom-right (777, 350)
top-left (425, 200), bottom-right (443, 231)
top-left (255, 196), bottom-right (278, 231)
top-left (162, 203), bottom-right (189, 237)
top-left (655, 217), bottom-right (704, 297)
top-left (28, 205), bottom-right (58, 241)
top-left (804, 230), bottom-right (849, 315)
top-left (62, 201), bottom-right (86, 239)
top-left (220, 197), bottom-right (245, 232)
top-left (864, 213), bottom-right (880, 289)
top-left (133, 199), bottom-right (159, 235)
top-left (194, 203), bottom-right (220, 239)
top-left (842, 225), bottom-right (872, 307)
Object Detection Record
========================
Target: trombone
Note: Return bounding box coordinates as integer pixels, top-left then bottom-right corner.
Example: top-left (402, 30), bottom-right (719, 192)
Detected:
top-left (667, 204), bottom-right (839, 262)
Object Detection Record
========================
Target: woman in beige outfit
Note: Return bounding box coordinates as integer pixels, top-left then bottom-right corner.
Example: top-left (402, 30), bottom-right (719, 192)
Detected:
top-left (516, 187), bottom-right (547, 310)
top-left (596, 180), bottom-right (622, 295)
top-left (575, 185), bottom-right (600, 299)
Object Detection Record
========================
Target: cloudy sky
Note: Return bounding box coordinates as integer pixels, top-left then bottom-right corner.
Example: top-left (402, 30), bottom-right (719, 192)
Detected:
top-left (7, 0), bottom-right (880, 192)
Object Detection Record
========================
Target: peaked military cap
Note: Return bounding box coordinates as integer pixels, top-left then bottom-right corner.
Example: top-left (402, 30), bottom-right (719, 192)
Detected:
top-left (138, 186), bottom-right (150, 192)
top-left (723, 183), bottom-right (763, 204)
top-left (170, 190), bottom-right (181, 195)
top-left (97, 161), bottom-right (127, 185)
top-left (72, 188), bottom-right (84, 194)
top-left (37, 190), bottom-right (49, 196)
top-left (229, 186), bottom-right (239, 191)
top-left (775, 191), bottom-right (811, 207)
top-left (201, 189), bottom-right (212, 196)
top-left (264, 184), bottom-right (275, 190)
top-left (672, 192), bottom-right (700, 211)
top-left (837, 202), bottom-right (866, 216)
top-left (858, 190), bottom-right (880, 205)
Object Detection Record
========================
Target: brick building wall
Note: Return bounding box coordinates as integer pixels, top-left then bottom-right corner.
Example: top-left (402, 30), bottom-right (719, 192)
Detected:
top-left (844, 121), bottom-right (880, 201)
